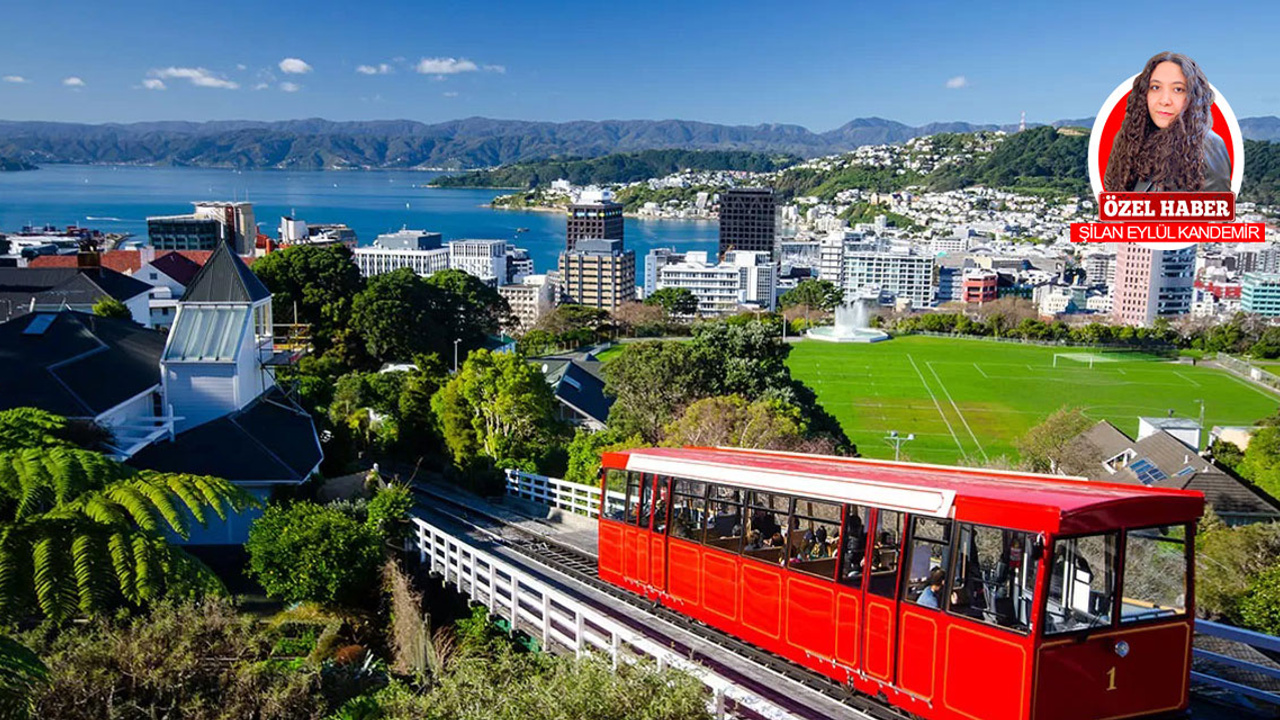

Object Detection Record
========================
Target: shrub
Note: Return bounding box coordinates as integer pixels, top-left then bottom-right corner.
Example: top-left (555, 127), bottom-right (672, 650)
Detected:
top-left (367, 484), bottom-right (414, 543)
top-left (1239, 565), bottom-right (1280, 635)
top-left (247, 502), bottom-right (384, 607)
top-left (1196, 521), bottom-right (1280, 622)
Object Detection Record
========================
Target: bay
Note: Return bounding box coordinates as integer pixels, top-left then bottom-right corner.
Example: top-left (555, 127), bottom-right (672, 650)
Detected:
top-left (0, 164), bottom-right (718, 285)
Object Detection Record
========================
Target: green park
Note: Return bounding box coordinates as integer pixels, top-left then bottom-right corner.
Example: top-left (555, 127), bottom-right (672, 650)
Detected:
top-left (785, 335), bottom-right (1279, 465)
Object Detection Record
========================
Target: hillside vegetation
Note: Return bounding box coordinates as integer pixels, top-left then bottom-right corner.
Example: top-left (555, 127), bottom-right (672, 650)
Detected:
top-left (431, 149), bottom-right (799, 188)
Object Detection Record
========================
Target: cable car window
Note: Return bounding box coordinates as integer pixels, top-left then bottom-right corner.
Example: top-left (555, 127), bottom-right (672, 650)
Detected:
top-left (743, 492), bottom-right (791, 564)
top-left (1045, 533), bottom-right (1118, 635)
top-left (905, 517), bottom-right (952, 609)
top-left (703, 485), bottom-right (744, 552)
top-left (651, 476), bottom-right (671, 534)
top-left (669, 478), bottom-right (707, 543)
top-left (947, 524), bottom-right (1036, 634)
top-left (636, 474), bottom-right (654, 529)
top-left (839, 505), bottom-right (872, 588)
top-left (868, 510), bottom-right (904, 598)
top-left (604, 469), bottom-right (629, 521)
top-left (788, 499), bottom-right (842, 581)
top-left (1120, 526), bottom-right (1188, 623)
top-left (622, 472), bottom-right (643, 524)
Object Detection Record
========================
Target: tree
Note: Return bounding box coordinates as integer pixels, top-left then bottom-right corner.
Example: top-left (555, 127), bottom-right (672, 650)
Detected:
top-left (643, 287), bottom-right (699, 317)
top-left (425, 268), bottom-right (512, 350)
top-left (1208, 439), bottom-right (1245, 472)
top-left (350, 268), bottom-right (448, 363)
top-left (612, 302), bottom-right (669, 337)
top-left (1240, 565), bottom-right (1280, 635)
top-left (251, 244), bottom-right (366, 354)
top-left (1238, 426), bottom-right (1280, 500)
top-left (779, 279), bottom-right (844, 312)
top-left (1196, 520), bottom-right (1280, 622)
top-left (603, 341), bottom-right (713, 443)
top-left (0, 413), bottom-right (255, 622)
top-left (662, 395), bottom-right (834, 453)
top-left (431, 350), bottom-right (567, 473)
top-left (564, 428), bottom-right (644, 487)
top-left (245, 502), bottom-right (383, 606)
top-left (1014, 406), bottom-right (1094, 473)
top-left (91, 297), bottom-right (131, 321)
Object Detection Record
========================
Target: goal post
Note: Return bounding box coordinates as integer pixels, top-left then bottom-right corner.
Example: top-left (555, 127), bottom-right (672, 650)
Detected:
top-left (1053, 353), bottom-right (1095, 369)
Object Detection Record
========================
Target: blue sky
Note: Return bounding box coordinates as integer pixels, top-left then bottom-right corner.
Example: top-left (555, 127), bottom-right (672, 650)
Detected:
top-left (1, 0), bottom-right (1277, 129)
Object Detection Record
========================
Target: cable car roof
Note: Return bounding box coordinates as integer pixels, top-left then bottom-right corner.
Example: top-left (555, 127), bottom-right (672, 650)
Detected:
top-left (604, 446), bottom-right (1204, 534)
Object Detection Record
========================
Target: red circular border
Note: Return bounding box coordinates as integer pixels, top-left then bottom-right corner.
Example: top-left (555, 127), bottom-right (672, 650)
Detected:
top-left (1097, 91), bottom-right (1236, 192)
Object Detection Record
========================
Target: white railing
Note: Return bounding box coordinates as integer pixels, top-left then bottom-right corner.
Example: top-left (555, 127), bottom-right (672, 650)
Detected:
top-left (1193, 619), bottom-right (1280, 707)
top-left (412, 516), bottom-right (804, 720)
top-left (505, 469), bottom-right (626, 519)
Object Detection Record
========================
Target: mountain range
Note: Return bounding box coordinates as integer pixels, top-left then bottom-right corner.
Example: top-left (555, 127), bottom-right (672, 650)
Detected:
top-left (1, 115), bottom-right (1277, 171)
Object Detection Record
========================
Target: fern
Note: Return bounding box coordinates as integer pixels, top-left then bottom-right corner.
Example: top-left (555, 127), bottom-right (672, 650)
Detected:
top-left (0, 634), bottom-right (49, 720)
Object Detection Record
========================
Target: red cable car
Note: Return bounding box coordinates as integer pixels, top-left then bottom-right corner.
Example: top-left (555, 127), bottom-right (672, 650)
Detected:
top-left (597, 446), bottom-right (1203, 720)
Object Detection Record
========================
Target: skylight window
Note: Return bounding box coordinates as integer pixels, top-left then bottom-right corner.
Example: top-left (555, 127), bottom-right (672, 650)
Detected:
top-left (164, 305), bottom-right (248, 361)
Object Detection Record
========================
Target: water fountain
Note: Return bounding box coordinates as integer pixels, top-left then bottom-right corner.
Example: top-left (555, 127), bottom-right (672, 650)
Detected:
top-left (806, 296), bottom-right (890, 343)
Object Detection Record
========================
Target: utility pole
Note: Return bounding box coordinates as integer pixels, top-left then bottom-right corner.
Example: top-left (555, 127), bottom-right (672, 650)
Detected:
top-left (453, 338), bottom-right (462, 374)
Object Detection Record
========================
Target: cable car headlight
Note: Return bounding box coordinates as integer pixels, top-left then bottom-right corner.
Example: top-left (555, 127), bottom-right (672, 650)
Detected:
top-left (1114, 640), bottom-right (1130, 658)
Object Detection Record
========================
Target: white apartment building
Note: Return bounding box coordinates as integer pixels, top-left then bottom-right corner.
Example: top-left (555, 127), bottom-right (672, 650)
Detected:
top-left (498, 275), bottom-right (557, 332)
top-left (449, 239), bottom-right (507, 286)
top-left (842, 250), bottom-right (934, 308)
top-left (930, 236), bottom-right (969, 256)
top-left (352, 246), bottom-right (449, 278)
top-left (644, 248), bottom-right (686, 295)
top-left (655, 250), bottom-right (775, 316)
top-left (1083, 251), bottom-right (1116, 288)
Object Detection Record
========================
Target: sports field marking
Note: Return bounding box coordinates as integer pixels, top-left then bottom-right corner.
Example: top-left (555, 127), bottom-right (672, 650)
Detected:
top-left (1219, 371), bottom-right (1280, 402)
top-left (927, 361), bottom-right (988, 461)
top-left (906, 353), bottom-right (966, 455)
top-left (1117, 368), bottom-right (1126, 375)
top-left (1173, 371), bottom-right (1201, 388)
top-left (972, 363), bottom-right (989, 379)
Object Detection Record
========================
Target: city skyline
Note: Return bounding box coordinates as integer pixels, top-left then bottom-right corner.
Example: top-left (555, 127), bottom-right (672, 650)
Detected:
top-left (2, 0), bottom-right (1278, 128)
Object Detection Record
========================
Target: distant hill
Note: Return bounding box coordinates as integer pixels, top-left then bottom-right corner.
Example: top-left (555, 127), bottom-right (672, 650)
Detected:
top-left (431, 149), bottom-right (800, 188)
top-left (0, 115), bottom-right (1273, 170)
top-left (0, 156), bottom-right (36, 171)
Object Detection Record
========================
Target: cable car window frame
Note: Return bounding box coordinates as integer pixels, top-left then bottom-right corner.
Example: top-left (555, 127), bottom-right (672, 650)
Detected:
top-left (867, 509), bottom-right (905, 598)
top-left (1042, 531), bottom-right (1119, 637)
top-left (741, 491), bottom-right (792, 565)
top-left (945, 522), bottom-right (1037, 636)
top-left (1118, 524), bottom-right (1191, 626)
top-left (838, 504), bottom-right (873, 589)
top-left (703, 484), bottom-right (745, 553)
top-left (603, 469), bottom-right (629, 522)
top-left (787, 497), bottom-right (843, 581)
top-left (668, 477), bottom-right (708, 544)
top-left (904, 516), bottom-right (953, 610)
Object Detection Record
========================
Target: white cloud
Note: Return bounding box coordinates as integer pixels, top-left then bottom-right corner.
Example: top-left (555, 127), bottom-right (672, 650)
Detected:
top-left (142, 79), bottom-right (166, 90)
top-left (236, 63), bottom-right (247, 71)
top-left (151, 67), bottom-right (238, 89)
top-left (356, 63), bottom-right (393, 75)
top-left (278, 57), bottom-right (312, 74)
top-left (2, 75), bottom-right (28, 84)
top-left (482, 64), bottom-right (506, 74)
top-left (253, 82), bottom-right (270, 91)
top-left (63, 76), bottom-right (85, 87)
top-left (945, 75), bottom-right (968, 89)
top-left (442, 91), bottom-right (459, 97)
top-left (415, 57), bottom-right (479, 75)
top-left (279, 81), bottom-right (301, 93)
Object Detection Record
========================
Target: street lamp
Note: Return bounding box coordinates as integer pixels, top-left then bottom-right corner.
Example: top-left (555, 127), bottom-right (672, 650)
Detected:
top-left (884, 430), bottom-right (915, 462)
top-left (453, 338), bottom-right (462, 374)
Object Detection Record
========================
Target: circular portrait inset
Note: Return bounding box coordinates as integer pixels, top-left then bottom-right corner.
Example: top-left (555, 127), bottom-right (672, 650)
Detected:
top-left (1088, 52), bottom-right (1243, 197)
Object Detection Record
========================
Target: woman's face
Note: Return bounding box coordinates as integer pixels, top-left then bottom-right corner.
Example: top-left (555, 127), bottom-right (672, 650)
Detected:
top-left (1146, 60), bottom-right (1188, 129)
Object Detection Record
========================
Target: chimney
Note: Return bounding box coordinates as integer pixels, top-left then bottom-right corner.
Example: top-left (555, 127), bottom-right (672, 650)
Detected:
top-left (76, 239), bottom-right (101, 275)
top-left (140, 245), bottom-right (156, 265)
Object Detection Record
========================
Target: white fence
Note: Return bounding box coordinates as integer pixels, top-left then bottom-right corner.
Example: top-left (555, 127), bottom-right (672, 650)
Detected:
top-left (1217, 355), bottom-right (1280, 393)
top-left (412, 516), bottom-right (805, 720)
top-left (505, 469), bottom-right (626, 519)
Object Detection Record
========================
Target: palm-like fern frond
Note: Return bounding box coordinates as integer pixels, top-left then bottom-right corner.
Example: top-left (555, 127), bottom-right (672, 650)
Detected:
top-left (0, 634), bottom-right (49, 720)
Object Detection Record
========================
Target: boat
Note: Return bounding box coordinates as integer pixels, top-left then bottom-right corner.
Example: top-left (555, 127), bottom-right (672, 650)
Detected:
top-left (516, 227), bottom-right (529, 233)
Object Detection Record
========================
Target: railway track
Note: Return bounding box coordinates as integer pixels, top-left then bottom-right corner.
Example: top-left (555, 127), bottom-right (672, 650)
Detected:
top-left (409, 481), bottom-right (910, 720)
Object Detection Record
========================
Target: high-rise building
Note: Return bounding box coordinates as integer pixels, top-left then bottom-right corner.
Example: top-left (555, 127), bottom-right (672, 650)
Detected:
top-left (644, 247), bottom-right (686, 295)
top-left (655, 250), bottom-right (776, 316)
top-left (842, 250), bottom-right (934, 309)
top-left (566, 189), bottom-right (623, 252)
top-left (1241, 272), bottom-right (1280, 317)
top-left (718, 187), bottom-right (776, 258)
top-left (371, 228), bottom-right (443, 251)
top-left (449, 239), bottom-right (508, 286)
top-left (352, 246), bottom-right (449, 278)
top-left (558, 238), bottom-right (636, 311)
top-left (148, 202), bottom-right (256, 254)
top-left (1111, 244), bottom-right (1196, 327)
top-left (498, 275), bottom-right (557, 332)
top-left (1083, 251), bottom-right (1117, 289)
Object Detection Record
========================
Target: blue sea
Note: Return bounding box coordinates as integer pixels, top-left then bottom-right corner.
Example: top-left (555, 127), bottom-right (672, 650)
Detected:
top-left (0, 164), bottom-right (718, 282)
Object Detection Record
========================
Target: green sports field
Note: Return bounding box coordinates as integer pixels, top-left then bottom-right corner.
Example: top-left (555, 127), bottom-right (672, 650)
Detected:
top-left (786, 335), bottom-right (1280, 465)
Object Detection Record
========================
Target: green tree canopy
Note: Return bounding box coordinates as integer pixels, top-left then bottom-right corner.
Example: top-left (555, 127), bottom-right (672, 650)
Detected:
top-left (563, 428), bottom-right (644, 487)
top-left (779, 279), bottom-right (844, 312)
top-left (350, 268), bottom-right (449, 363)
top-left (1014, 406), bottom-right (1094, 473)
top-left (1238, 426), bottom-right (1280, 500)
top-left (603, 341), bottom-right (713, 443)
top-left (245, 501), bottom-right (383, 606)
top-left (91, 297), bottom-right (131, 321)
top-left (643, 287), bottom-right (699, 317)
top-left (425, 268), bottom-right (512, 350)
top-left (662, 395), bottom-right (830, 452)
top-left (431, 350), bottom-right (567, 474)
top-left (250, 244), bottom-right (366, 354)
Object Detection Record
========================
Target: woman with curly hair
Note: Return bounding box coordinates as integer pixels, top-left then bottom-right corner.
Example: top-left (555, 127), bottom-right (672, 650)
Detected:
top-left (1103, 52), bottom-right (1231, 192)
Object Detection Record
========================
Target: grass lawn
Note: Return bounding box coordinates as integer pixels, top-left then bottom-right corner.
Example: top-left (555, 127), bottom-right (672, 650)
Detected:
top-left (593, 345), bottom-right (625, 363)
top-left (786, 335), bottom-right (1280, 465)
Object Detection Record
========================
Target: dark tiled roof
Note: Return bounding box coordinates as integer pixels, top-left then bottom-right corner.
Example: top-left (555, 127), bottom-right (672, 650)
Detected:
top-left (0, 311), bottom-right (165, 416)
top-left (149, 252), bottom-right (203, 286)
top-left (129, 387), bottom-right (321, 482)
top-left (181, 242), bottom-right (270, 303)
top-left (0, 267), bottom-right (151, 318)
top-left (551, 360), bottom-right (613, 426)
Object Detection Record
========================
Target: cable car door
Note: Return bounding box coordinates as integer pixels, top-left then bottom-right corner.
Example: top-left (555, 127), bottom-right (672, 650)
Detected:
top-left (633, 473), bottom-right (653, 588)
top-left (861, 509), bottom-right (904, 685)
top-left (649, 475), bottom-right (670, 599)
